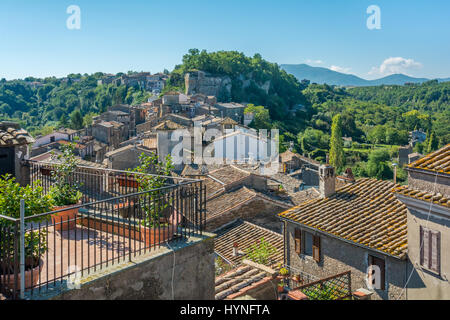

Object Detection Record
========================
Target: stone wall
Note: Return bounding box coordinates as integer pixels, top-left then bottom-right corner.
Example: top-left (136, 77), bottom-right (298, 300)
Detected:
top-left (408, 170), bottom-right (450, 197)
top-left (185, 71), bottom-right (231, 97)
top-left (302, 167), bottom-right (319, 186)
top-left (48, 234), bottom-right (216, 300)
top-left (405, 207), bottom-right (450, 300)
top-left (284, 222), bottom-right (407, 300)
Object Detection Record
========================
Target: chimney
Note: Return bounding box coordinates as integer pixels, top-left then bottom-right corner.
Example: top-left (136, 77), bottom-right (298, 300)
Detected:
top-left (392, 163), bottom-right (398, 185)
top-left (325, 153), bottom-right (329, 165)
top-left (319, 164), bottom-right (335, 198)
top-left (343, 168), bottom-right (355, 183)
top-left (232, 242), bottom-right (239, 257)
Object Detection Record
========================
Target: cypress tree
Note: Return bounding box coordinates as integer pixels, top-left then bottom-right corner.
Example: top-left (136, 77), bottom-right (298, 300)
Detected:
top-left (329, 114), bottom-right (345, 172)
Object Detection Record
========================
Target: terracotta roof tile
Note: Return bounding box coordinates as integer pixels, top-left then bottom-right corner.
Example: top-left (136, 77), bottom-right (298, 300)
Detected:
top-left (279, 178), bottom-right (408, 259)
top-left (0, 122), bottom-right (34, 146)
top-left (153, 120), bottom-right (185, 131)
top-left (407, 144), bottom-right (450, 174)
top-left (394, 185), bottom-right (450, 208)
top-left (215, 265), bottom-right (268, 300)
top-left (214, 219), bottom-right (283, 267)
top-left (208, 165), bottom-right (250, 185)
top-left (206, 187), bottom-right (256, 220)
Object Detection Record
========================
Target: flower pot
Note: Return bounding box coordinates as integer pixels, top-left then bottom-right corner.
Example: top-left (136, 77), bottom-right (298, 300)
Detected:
top-left (116, 175), bottom-right (140, 188)
top-left (114, 201), bottom-right (136, 218)
top-left (51, 204), bottom-right (79, 232)
top-left (0, 258), bottom-right (41, 292)
top-left (139, 224), bottom-right (176, 247)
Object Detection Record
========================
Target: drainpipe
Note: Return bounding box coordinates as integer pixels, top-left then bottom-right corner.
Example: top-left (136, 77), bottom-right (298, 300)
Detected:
top-left (20, 199), bottom-right (25, 299)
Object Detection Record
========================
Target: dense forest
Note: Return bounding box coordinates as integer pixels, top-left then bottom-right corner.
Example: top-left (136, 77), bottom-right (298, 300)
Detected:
top-left (0, 72), bottom-right (152, 136)
top-left (0, 50), bottom-right (449, 182)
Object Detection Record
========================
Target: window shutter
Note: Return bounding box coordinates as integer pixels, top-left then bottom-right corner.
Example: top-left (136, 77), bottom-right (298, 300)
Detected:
top-left (430, 230), bottom-right (441, 274)
top-left (312, 235), bottom-right (321, 263)
top-left (294, 228), bottom-right (302, 255)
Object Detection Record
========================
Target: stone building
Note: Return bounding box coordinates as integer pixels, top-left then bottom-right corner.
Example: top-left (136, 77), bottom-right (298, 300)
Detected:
top-left (104, 144), bottom-right (156, 171)
top-left (0, 122), bottom-right (35, 186)
top-left (90, 120), bottom-right (126, 149)
top-left (214, 103), bottom-right (246, 123)
top-left (279, 164), bottom-right (409, 300)
top-left (394, 144), bottom-right (450, 299)
top-left (185, 165), bottom-right (293, 233)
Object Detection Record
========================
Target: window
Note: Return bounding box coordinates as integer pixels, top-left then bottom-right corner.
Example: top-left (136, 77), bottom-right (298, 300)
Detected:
top-left (304, 232), bottom-right (313, 256)
top-left (420, 226), bottom-right (441, 274)
top-left (298, 230), bottom-right (321, 263)
top-left (368, 255), bottom-right (385, 290)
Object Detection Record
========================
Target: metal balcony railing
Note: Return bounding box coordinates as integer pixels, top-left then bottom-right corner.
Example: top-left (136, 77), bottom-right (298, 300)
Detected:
top-left (0, 160), bottom-right (206, 300)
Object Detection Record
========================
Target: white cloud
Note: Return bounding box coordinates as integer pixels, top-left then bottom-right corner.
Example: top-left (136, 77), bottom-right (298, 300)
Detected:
top-left (369, 57), bottom-right (422, 76)
top-left (305, 59), bottom-right (323, 65)
top-left (330, 65), bottom-right (351, 74)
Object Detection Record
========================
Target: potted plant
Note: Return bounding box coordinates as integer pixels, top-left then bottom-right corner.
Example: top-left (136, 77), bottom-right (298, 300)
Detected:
top-left (48, 143), bottom-right (83, 231)
top-left (131, 152), bottom-right (175, 246)
top-left (0, 174), bottom-right (52, 292)
top-left (277, 281), bottom-right (285, 293)
top-left (244, 237), bottom-right (277, 266)
top-left (279, 267), bottom-right (289, 278)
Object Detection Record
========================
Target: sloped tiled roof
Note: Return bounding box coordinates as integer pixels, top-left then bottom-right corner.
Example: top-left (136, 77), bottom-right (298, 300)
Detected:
top-left (220, 117), bottom-right (238, 126)
top-left (206, 187), bottom-right (257, 220)
top-left (0, 122), bottom-right (35, 146)
top-left (407, 144), bottom-right (450, 174)
top-left (153, 120), bottom-right (185, 131)
top-left (215, 265), bottom-right (272, 300)
top-left (202, 176), bottom-right (225, 198)
top-left (279, 178), bottom-right (408, 259)
top-left (394, 185), bottom-right (450, 208)
top-left (279, 150), bottom-right (320, 166)
top-left (214, 219), bottom-right (284, 267)
top-left (290, 188), bottom-right (321, 206)
top-left (208, 165), bottom-right (250, 185)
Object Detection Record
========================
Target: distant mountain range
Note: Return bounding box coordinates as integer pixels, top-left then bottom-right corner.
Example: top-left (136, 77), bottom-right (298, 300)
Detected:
top-left (280, 64), bottom-right (450, 87)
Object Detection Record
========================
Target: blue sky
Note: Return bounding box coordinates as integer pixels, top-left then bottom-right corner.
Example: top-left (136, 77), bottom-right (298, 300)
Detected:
top-left (0, 0), bottom-right (449, 80)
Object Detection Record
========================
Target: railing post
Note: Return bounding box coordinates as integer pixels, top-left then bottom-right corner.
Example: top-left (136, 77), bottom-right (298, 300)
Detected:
top-left (19, 199), bottom-right (25, 299)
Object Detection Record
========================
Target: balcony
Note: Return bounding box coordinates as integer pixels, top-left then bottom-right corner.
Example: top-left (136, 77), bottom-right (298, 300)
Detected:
top-left (0, 160), bottom-right (206, 300)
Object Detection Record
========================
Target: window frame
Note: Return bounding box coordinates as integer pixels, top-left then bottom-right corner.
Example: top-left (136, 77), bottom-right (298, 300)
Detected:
top-left (420, 226), bottom-right (441, 275)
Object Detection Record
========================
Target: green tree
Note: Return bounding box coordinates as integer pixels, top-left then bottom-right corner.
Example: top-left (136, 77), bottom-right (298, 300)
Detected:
top-left (365, 149), bottom-right (393, 180)
top-left (244, 104), bottom-right (271, 129)
top-left (329, 114), bottom-right (345, 172)
top-left (70, 109), bottom-right (84, 130)
top-left (59, 114), bottom-right (69, 128)
top-left (426, 132), bottom-right (438, 153)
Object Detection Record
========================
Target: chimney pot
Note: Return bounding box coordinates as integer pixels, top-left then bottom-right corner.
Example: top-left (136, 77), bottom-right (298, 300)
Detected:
top-left (232, 242), bottom-right (239, 257)
top-left (319, 164), bottom-right (335, 198)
